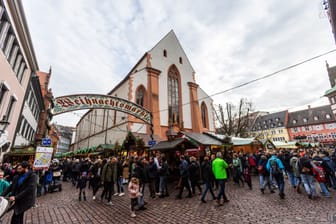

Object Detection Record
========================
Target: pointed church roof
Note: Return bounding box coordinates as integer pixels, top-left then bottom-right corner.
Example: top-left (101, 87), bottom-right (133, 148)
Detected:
top-left (148, 30), bottom-right (195, 73)
top-left (107, 30), bottom-right (195, 96)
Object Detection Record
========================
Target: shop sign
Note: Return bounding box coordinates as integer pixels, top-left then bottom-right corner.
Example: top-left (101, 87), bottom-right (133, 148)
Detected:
top-left (52, 94), bottom-right (152, 124)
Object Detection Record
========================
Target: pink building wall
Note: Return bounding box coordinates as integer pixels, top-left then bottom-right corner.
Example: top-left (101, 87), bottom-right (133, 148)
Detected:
top-left (0, 51), bottom-right (31, 145)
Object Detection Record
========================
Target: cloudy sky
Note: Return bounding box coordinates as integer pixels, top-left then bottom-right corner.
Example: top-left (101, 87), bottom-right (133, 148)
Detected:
top-left (22, 0), bottom-right (336, 127)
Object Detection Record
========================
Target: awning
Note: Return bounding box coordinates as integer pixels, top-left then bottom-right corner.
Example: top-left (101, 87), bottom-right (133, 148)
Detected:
top-left (148, 138), bottom-right (198, 151)
top-left (96, 144), bottom-right (114, 152)
top-left (273, 141), bottom-right (298, 149)
top-left (231, 137), bottom-right (256, 146)
top-left (180, 132), bottom-right (223, 146)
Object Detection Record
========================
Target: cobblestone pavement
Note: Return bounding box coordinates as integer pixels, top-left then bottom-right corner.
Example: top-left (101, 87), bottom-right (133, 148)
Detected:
top-left (2, 176), bottom-right (336, 224)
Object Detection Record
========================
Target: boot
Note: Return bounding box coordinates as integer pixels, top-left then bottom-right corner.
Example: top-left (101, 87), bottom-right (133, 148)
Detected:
top-left (216, 199), bottom-right (223, 206)
top-left (79, 195), bottom-right (82, 201)
top-left (223, 194), bottom-right (230, 203)
top-left (296, 185), bottom-right (301, 194)
top-left (83, 192), bottom-right (86, 201)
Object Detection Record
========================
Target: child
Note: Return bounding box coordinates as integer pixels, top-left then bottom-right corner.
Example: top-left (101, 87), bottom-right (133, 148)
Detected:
top-left (128, 177), bottom-right (141, 218)
top-left (77, 171), bottom-right (88, 201)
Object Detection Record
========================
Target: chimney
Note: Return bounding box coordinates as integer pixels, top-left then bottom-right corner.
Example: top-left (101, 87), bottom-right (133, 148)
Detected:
top-left (308, 105), bottom-right (311, 109)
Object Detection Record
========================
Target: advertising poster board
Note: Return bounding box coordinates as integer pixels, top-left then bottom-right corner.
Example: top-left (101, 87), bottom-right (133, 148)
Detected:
top-left (33, 146), bottom-right (53, 169)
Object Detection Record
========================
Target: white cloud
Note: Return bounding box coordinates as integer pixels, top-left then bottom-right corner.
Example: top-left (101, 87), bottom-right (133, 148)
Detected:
top-left (22, 0), bottom-right (336, 127)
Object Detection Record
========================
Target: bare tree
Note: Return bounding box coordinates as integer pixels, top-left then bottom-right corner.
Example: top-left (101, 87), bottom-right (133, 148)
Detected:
top-left (215, 98), bottom-right (253, 137)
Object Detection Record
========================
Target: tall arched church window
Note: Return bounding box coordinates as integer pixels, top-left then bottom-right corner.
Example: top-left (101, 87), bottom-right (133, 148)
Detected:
top-left (136, 86), bottom-right (145, 107)
top-left (201, 102), bottom-right (208, 128)
top-left (168, 65), bottom-right (180, 124)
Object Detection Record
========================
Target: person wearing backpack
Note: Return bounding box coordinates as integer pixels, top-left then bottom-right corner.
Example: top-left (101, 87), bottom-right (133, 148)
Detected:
top-left (320, 151), bottom-right (336, 190)
top-left (298, 153), bottom-right (318, 199)
top-left (311, 158), bottom-right (331, 198)
top-left (258, 155), bottom-right (274, 194)
top-left (266, 151), bottom-right (285, 199)
top-left (289, 151), bottom-right (301, 194)
top-left (232, 153), bottom-right (243, 186)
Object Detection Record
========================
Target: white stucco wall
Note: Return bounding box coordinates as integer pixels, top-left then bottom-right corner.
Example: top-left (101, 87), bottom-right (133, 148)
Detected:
top-left (198, 87), bottom-right (215, 132)
top-left (148, 31), bottom-right (195, 129)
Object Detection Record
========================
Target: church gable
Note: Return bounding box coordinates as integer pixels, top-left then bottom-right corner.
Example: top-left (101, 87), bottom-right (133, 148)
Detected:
top-left (148, 30), bottom-right (195, 83)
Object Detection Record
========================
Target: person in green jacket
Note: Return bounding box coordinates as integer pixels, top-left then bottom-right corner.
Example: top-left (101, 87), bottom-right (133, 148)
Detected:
top-left (212, 152), bottom-right (229, 206)
top-left (0, 170), bottom-right (10, 195)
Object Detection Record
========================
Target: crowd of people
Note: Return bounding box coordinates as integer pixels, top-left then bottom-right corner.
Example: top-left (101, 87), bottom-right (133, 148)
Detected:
top-left (0, 146), bottom-right (335, 222)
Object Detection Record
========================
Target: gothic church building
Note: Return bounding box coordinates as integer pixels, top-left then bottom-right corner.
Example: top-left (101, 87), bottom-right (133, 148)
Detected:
top-left (73, 30), bottom-right (215, 150)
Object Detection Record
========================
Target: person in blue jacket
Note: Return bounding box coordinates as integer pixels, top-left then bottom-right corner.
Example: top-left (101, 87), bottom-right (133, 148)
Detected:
top-left (266, 151), bottom-right (285, 199)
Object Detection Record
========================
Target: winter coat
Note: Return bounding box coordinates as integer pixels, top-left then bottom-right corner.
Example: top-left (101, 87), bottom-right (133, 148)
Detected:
top-left (2, 171), bottom-right (37, 215)
top-left (232, 158), bottom-right (242, 172)
top-left (298, 156), bottom-right (314, 175)
top-left (189, 161), bottom-right (200, 182)
top-left (128, 181), bottom-right (139, 199)
top-left (179, 159), bottom-right (189, 178)
top-left (279, 153), bottom-right (291, 172)
top-left (290, 156), bottom-right (300, 177)
top-left (266, 155), bottom-right (285, 173)
top-left (257, 159), bottom-right (269, 176)
top-left (201, 160), bottom-right (213, 183)
top-left (101, 163), bottom-right (117, 183)
top-left (212, 158), bottom-right (228, 180)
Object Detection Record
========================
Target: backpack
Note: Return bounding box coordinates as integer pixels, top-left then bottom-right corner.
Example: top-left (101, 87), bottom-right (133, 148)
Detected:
top-left (46, 172), bottom-right (53, 184)
top-left (270, 159), bottom-right (281, 175)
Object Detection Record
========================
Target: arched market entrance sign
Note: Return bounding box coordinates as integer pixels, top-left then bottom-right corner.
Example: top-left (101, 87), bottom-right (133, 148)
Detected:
top-left (51, 94), bottom-right (152, 124)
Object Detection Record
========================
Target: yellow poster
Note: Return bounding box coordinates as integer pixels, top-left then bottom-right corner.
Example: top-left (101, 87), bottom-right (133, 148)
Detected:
top-left (33, 146), bottom-right (53, 169)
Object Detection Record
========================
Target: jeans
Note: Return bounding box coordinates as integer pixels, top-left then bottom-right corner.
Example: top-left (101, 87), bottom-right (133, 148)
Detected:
top-left (259, 175), bottom-right (265, 189)
top-left (138, 184), bottom-right (145, 207)
top-left (261, 175), bottom-right (272, 191)
top-left (319, 182), bottom-right (330, 196)
top-left (300, 174), bottom-right (317, 196)
top-left (177, 177), bottom-right (192, 198)
top-left (287, 171), bottom-right (297, 187)
top-left (201, 181), bottom-right (216, 200)
top-left (117, 177), bottom-right (124, 193)
top-left (159, 176), bottom-right (167, 194)
top-left (273, 173), bottom-right (285, 194)
top-left (216, 179), bottom-right (226, 200)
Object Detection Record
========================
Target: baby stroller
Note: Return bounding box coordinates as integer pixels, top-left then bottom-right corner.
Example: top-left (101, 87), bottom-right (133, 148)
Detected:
top-left (48, 159), bottom-right (62, 193)
top-left (0, 196), bottom-right (14, 223)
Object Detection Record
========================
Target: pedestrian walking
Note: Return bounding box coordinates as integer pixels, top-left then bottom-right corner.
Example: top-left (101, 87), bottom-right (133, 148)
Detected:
top-left (128, 177), bottom-right (141, 218)
top-left (77, 172), bottom-right (88, 201)
top-left (2, 161), bottom-right (37, 224)
top-left (200, 156), bottom-right (216, 203)
top-left (266, 151), bottom-right (285, 199)
top-left (176, 156), bottom-right (192, 199)
top-left (89, 159), bottom-right (103, 200)
top-left (212, 152), bottom-right (229, 206)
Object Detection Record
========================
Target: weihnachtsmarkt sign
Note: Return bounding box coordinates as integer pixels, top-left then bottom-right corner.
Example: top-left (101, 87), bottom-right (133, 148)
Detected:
top-left (51, 94), bottom-right (152, 124)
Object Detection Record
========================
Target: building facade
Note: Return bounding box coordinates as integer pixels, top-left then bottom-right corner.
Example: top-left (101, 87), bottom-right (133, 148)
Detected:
top-left (13, 74), bottom-right (44, 147)
top-left (73, 30), bottom-right (215, 150)
top-left (35, 70), bottom-right (53, 145)
top-left (287, 105), bottom-right (336, 145)
top-left (249, 110), bottom-right (290, 142)
top-left (0, 0), bottom-right (39, 157)
top-left (55, 124), bottom-right (73, 153)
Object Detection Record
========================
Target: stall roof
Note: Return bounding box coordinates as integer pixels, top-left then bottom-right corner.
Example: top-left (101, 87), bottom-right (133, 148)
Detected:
top-left (180, 132), bottom-right (223, 146)
top-left (148, 138), bottom-right (198, 151)
top-left (204, 132), bottom-right (256, 146)
top-left (231, 137), bottom-right (256, 146)
top-left (273, 141), bottom-right (298, 149)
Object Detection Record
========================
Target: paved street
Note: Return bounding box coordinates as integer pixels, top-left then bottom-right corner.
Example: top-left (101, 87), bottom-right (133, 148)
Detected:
top-left (2, 177), bottom-right (336, 224)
